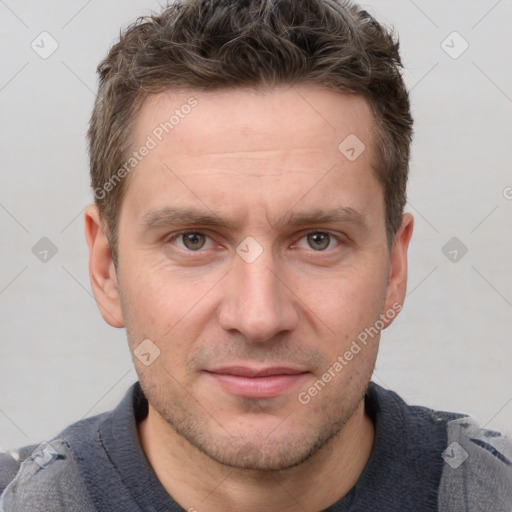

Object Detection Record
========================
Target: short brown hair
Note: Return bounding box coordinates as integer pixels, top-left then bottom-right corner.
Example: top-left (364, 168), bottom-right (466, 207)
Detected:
top-left (88, 0), bottom-right (413, 267)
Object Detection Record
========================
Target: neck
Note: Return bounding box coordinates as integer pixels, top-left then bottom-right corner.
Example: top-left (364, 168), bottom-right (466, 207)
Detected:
top-left (138, 397), bottom-right (375, 512)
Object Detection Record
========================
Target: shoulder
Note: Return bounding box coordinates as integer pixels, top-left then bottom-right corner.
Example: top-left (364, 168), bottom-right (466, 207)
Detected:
top-left (367, 383), bottom-right (512, 506)
top-left (0, 445), bottom-right (38, 495)
top-left (437, 413), bottom-right (512, 511)
top-left (0, 439), bottom-right (97, 511)
top-left (0, 383), bottom-right (141, 511)
top-left (0, 414), bottom-right (107, 511)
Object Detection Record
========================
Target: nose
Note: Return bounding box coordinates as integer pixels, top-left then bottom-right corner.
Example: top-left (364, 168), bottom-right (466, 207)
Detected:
top-left (218, 248), bottom-right (300, 343)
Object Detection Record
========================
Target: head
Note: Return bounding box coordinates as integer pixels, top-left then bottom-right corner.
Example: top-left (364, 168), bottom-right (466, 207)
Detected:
top-left (85, 0), bottom-right (414, 471)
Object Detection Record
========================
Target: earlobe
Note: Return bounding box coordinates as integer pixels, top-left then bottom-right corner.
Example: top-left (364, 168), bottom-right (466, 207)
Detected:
top-left (84, 204), bottom-right (124, 328)
top-left (383, 213), bottom-right (414, 328)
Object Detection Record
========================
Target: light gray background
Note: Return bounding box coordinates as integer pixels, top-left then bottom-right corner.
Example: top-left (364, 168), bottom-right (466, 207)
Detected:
top-left (1, 0), bottom-right (511, 452)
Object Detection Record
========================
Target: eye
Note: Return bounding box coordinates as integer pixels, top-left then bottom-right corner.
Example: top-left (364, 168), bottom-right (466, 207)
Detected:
top-left (169, 231), bottom-right (213, 251)
top-left (166, 230), bottom-right (342, 254)
top-left (296, 231), bottom-right (340, 251)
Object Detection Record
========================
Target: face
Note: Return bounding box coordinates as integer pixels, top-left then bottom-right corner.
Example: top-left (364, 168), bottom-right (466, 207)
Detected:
top-left (86, 85), bottom-right (412, 471)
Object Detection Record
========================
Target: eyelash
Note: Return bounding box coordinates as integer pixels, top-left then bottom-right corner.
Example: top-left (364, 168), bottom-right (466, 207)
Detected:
top-left (165, 230), bottom-right (344, 255)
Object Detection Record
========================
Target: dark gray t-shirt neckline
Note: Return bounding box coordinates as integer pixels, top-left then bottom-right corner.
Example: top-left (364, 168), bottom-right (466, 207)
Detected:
top-left (85, 381), bottom-right (446, 511)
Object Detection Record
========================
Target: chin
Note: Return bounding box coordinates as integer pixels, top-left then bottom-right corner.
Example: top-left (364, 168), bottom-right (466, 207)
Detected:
top-left (171, 413), bottom-right (347, 472)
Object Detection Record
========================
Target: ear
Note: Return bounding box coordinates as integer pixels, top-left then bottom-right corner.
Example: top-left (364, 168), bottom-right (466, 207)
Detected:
top-left (84, 204), bottom-right (124, 328)
top-left (382, 213), bottom-right (414, 328)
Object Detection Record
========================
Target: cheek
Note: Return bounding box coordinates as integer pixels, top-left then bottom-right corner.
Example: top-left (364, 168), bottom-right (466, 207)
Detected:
top-left (298, 265), bottom-right (388, 344)
top-left (120, 257), bottom-right (195, 325)
top-left (118, 261), bottom-right (213, 369)
top-left (301, 275), bottom-right (384, 400)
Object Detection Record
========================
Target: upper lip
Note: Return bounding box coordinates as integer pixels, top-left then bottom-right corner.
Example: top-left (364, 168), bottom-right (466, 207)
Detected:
top-left (206, 366), bottom-right (309, 377)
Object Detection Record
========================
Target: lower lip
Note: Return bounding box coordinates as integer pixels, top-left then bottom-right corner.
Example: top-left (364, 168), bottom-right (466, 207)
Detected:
top-left (205, 372), bottom-right (309, 398)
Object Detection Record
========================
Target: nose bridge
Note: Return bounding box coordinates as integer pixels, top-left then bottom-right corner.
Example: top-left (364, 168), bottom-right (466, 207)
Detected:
top-left (218, 241), bottom-right (299, 342)
top-left (238, 250), bottom-right (278, 305)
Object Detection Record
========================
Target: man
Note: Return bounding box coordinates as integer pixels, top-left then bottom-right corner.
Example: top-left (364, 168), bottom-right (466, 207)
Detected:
top-left (1, 0), bottom-right (510, 510)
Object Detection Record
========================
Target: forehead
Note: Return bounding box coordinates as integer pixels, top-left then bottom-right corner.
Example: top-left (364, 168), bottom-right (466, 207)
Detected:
top-left (133, 85), bottom-right (376, 157)
top-left (120, 85), bottom-right (382, 230)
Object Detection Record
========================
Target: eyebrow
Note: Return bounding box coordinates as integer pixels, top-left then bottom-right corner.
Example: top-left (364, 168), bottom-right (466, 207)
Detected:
top-left (140, 205), bottom-right (368, 232)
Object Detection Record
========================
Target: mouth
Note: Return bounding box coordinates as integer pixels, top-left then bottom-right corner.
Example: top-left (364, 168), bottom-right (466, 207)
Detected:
top-left (203, 366), bottom-right (310, 399)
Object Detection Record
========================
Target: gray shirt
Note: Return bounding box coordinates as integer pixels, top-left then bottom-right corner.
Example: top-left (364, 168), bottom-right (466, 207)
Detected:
top-left (1, 382), bottom-right (511, 511)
